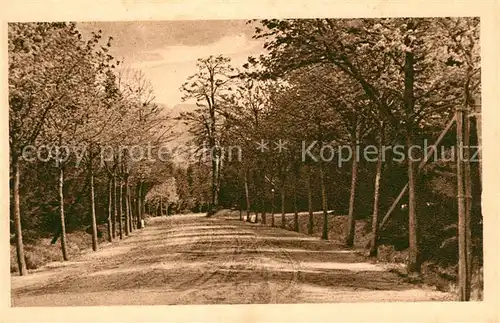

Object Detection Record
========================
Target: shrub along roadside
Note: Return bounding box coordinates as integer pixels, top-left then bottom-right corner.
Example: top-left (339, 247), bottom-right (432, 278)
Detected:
top-left (10, 225), bottom-right (109, 274)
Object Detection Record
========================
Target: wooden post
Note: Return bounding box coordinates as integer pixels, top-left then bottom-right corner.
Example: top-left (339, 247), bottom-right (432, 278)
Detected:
top-left (456, 106), bottom-right (471, 301)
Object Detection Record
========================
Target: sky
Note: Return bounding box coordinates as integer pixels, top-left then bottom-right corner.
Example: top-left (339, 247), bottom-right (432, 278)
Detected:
top-left (77, 20), bottom-right (266, 107)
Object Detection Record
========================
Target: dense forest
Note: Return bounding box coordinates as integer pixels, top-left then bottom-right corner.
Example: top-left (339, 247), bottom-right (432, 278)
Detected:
top-left (9, 18), bottom-right (481, 301)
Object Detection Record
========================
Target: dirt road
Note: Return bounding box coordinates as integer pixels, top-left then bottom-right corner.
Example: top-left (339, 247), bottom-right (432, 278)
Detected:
top-left (11, 213), bottom-right (453, 306)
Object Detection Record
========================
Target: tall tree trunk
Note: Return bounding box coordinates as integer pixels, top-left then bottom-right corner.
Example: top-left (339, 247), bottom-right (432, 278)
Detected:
top-left (112, 175), bottom-right (117, 239)
top-left (271, 189), bottom-right (275, 227)
top-left (118, 178), bottom-right (123, 239)
top-left (216, 156), bottom-right (222, 209)
top-left (239, 187), bottom-right (243, 221)
top-left (124, 176), bottom-right (130, 236)
top-left (346, 140), bottom-right (359, 247)
top-left (159, 196), bottom-right (163, 216)
top-left (320, 162), bottom-right (328, 240)
top-left (131, 195), bottom-right (137, 230)
top-left (254, 172), bottom-right (260, 223)
top-left (404, 40), bottom-right (420, 273)
top-left (136, 184), bottom-right (140, 228)
top-left (137, 182), bottom-right (143, 229)
top-left (407, 135), bottom-right (420, 273)
top-left (58, 166), bottom-right (68, 261)
top-left (12, 158), bottom-right (27, 275)
top-left (280, 183), bottom-right (286, 229)
top-left (244, 171), bottom-right (251, 222)
top-left (210, 151), bottom-right (219, 215)
top-left (127, 184), bottom-right (133, 233)
top-left (307, 165), bottom-right (314, 235)
top-left (261, 192), bottom-right (266, 225)
top-left (122, 149), bottom-right (131, 233)
top-left (89, 155), bottom-right (98, 251)
top-left (369, 125), bottom-right (384, 256)
top-left (141, 182), bottom-right (146, 221)
top-left (293, 175), bottom-right (299, 232)
top-left (107, 177), bottom-right (113, 242)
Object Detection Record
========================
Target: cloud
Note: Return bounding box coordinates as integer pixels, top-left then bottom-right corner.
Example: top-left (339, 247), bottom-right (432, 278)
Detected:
top-left (130, 33), bottom-right (263, 69)
top-left (129, 33), bottom-right (265, 105)
top-left (134, 52), bottom-right (165, 62)
top-left (78, 20), bottom-right (256, 51)
top-left (78, 20), bottom-right (265, 106)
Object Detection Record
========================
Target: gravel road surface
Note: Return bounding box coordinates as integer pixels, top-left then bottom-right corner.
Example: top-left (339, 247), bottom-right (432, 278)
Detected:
top-left (11, 213), bottom-right (453, 306)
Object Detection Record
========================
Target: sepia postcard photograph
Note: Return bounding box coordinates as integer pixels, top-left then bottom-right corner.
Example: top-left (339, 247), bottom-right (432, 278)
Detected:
top-left (2, 1), bottom-right (499, 322)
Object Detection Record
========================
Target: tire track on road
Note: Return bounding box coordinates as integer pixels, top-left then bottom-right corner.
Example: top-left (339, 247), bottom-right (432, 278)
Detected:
top-left (172, 219), bottom-right (245, 303)
top-left (253, 224), bottom-right (301, 302)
